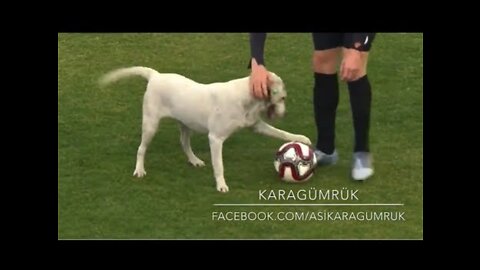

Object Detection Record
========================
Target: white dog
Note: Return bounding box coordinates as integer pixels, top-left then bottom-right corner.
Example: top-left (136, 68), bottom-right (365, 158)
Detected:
top-left (100, 66), bottom-right (311, 193)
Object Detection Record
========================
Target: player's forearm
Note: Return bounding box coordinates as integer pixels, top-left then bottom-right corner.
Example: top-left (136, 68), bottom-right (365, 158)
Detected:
top-left (250, 33), bottom-right (267, 66)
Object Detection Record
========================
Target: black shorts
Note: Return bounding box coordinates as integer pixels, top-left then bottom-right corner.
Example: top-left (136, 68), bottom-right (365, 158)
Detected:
top-left (312, 33), bottom-right (375, 52)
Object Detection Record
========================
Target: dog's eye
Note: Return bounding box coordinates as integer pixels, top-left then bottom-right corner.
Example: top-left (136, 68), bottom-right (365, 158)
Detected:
top-left (281, 97), bottom-right (286, 101)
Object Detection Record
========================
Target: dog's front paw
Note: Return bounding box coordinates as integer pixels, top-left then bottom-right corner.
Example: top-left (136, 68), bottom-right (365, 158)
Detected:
top-left (133, 168), bottom-right (147, 178)
top-left (216, 183), bottom-right (229, 193)
top-left (295, 135), bottom-right (312, 146)
top-left (189, 158), bottom-right (206, 167)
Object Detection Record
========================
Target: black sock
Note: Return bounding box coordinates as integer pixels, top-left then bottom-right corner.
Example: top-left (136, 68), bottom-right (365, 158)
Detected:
top-left (313, 73), bottom-right (339, 155)
top-left (348, 75), bottom-right (372, 152)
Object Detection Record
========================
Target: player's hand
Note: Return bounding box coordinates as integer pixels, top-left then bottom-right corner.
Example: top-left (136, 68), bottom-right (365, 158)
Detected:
top-left (340, 49), bottom-right (365, 82)
top-left (250, 58), bottom-right (270, 99)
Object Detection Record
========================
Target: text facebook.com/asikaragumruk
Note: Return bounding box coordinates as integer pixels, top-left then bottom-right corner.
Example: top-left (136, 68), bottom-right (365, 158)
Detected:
top-left (212, 211), bottom-right (406, 222)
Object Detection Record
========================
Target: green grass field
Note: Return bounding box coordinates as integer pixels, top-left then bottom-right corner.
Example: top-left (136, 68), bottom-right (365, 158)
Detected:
top-left (58, 33), bottom-right (423, 239)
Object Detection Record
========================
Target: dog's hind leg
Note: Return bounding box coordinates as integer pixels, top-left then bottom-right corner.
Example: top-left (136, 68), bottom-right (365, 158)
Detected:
top-left (179, 123), bottom-right (205, 167)
top-left (133, 94), bottom-right (165, 177)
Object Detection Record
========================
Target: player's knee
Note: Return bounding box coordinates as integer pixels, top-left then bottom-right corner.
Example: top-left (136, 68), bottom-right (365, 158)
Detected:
top-left (312, 52), bottom-right (337, 74)
top-left (351, 69), bottom-right (368, 81)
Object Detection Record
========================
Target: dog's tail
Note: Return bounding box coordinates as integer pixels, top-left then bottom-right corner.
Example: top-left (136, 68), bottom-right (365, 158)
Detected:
top-left (99, 66), bottom-right (158, 87)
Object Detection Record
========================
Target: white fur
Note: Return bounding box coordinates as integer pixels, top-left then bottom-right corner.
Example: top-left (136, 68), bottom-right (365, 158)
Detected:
top-left (100, 66), bottom-right (311, 193)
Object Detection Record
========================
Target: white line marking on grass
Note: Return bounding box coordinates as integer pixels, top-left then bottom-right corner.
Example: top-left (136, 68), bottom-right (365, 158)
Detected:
top-left (214, 203), bottom-right (404, 206)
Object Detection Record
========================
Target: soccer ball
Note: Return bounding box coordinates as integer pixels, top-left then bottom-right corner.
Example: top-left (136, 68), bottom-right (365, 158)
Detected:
top-left (273, 142), bottom-right (317, 183)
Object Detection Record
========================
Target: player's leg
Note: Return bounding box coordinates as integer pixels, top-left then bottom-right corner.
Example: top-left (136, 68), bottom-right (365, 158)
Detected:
top-left (342, 33), bottom-right (376, 180)
top-left (311, 33), bottom-right (342, 165)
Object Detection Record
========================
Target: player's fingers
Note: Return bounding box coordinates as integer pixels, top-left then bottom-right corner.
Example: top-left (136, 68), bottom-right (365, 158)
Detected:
top-left (265, 73), bottom-right (273, 99)
top-left (249, 79), bottom-right (255, 95)
top-left (253, 81), bottom-right (262, 98)
top-left (261, 81), bottom-right (268, 99)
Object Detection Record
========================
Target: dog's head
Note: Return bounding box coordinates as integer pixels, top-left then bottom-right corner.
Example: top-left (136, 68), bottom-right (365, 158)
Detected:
top-left (265, 72), bottom-right (287, 119)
